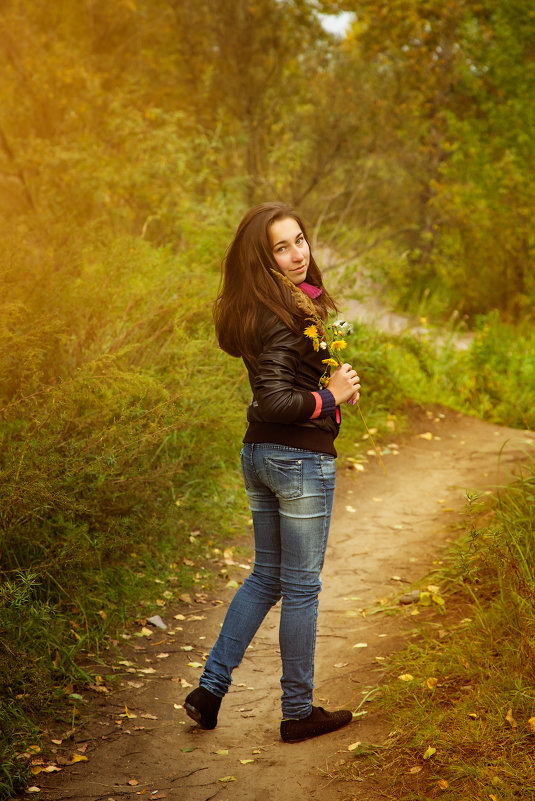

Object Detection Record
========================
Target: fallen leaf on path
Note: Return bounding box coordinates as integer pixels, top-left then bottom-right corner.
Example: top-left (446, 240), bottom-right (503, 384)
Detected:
top-left (352, 643), bottom-right (368, 649)
top-left (156, 653), bottom-right (170, 659)
top-left (137, 667), bottom-right (156, 674)
top-left (407, 766), bottom-right (422, 774)
top-left (347, 741), bottom-right (361, 751)
top-left (25, 787), bottom-right (41, 793)
top-left (527, 717), bottom-right (535, 733)
top-left (418, 432), bottom-right (433, 440)
top-left (120, 705), bottom-right (137, 719)
top-left (174, 614), bottom-right (186, 620)
top-left (137, 627), bottom-right (153, 637)
top-left (188, 662), bottom-right (203, 668)
top-left (437, 779), bottom-right (449, 789)
top-left (398, 674), bottom-right (414, 682)
top-left (426, 677), bottom-right (438, 689)
top-left (226, 580), bottom-right (239, 589)
top-left (187, 615), bottom-right (206, 621)
top-left (127, 681), bottom-right (144, 689)
top-left (141, 713), bottom-right (158, 720)
top-left (506, 709), bottom-right (518, 728)
top-left (179, 593), bottom-right (192, 604)
top-left (423, 746), bottom-right (436, 760)
top-left (146, 615), bottom-right (167, 630)
top-left (334, 662), bottom-right (348, 668)
top-left (181, 747), bottom-right (197, 753)
top-left (240, 759), bottom-right (254, 764)
top-left (70, 754), bottom-right (88, 764)
top-left (179, 678), bottom-right (192, 688)
top-left (345, 505), bottom-right (356, 513)
top-left (127, 779), bottom-right (139, 786)
top-left (214, 749), bottom-right (229, 755)
top-left (89, 683), bottom-right (109, 694)
top-left (219, 776), bottom-right (236, 782)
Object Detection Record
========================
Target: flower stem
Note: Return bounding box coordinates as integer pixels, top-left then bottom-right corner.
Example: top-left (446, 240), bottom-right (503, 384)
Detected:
top-left (357, 403), bottom-right (387, 475)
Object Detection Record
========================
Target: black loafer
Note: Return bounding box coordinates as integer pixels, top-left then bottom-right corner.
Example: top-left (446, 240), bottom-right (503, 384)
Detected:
top-left (184, 686), bottom-right (222, 730)
top-left (280, 706), bottom-right (352, 743)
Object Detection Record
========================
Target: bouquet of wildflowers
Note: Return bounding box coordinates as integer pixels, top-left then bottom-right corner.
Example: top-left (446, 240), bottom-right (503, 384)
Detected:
top-left (303, 319), bottom-right (353, 388)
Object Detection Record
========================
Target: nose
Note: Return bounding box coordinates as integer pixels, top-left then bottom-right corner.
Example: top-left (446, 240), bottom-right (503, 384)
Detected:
top-left (291, 244), bottom-right (303, 261)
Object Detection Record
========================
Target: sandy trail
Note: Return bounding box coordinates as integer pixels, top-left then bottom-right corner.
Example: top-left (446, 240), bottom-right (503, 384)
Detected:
top-left (32, 408), bottom-right (535, 801)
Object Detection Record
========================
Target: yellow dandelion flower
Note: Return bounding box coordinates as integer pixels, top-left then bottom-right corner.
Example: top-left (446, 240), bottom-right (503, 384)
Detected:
top-left (330, 340), bottom-right (347, 351)
top-left (321, 358), bottom-right (339, 367)
top-left (319, 374), bottom-right (331, 387)
top-left (313, 339), bottom-right (320, 352)
top-left (304, 324), bottom-right (318, 339)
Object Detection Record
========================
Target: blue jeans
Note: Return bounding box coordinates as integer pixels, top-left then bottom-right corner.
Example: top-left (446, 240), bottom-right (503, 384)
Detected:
top-left (199, 443), bottom-right (336, 719)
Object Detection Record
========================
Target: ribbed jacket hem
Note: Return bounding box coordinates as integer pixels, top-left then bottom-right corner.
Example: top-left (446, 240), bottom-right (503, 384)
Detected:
top-left (243, 422), bottom-right (337, 457)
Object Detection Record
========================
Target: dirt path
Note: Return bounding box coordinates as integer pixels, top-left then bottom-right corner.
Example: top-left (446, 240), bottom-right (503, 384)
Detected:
top-left (30, 408), bottom-right (535, 801)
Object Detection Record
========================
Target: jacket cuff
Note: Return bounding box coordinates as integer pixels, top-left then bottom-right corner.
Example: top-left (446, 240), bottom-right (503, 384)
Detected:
top-left (309, 390), bottom-right (336, 419)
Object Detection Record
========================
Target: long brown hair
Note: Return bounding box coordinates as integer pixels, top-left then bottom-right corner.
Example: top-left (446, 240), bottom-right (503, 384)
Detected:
top-left (214, 202), bottom-right (337, 360)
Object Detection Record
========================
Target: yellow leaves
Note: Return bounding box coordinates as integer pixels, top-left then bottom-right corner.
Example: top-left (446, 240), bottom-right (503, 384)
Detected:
top-left (426, 677), bottom-right (438, 689)
top-left (240, 759), bottom-right (254, 764)
top-left (30, 764), bottom-right (61, 776)
top-left (119, 704), bottom-right (137, 719)
top-left (437, 779), bottom-right (449, 789)
top-left (352, 642), bottom-right (368, 649)
top-left (423, 746), bottom-right (436, 760)
top-left (187, 661), bottom-right (204, 668)
top-left (398, 673), bottom-right (414, 682)
top-left (347, 741), bottom-right (361, 751)
top-left (527, 717), bottom-right (535, 733)
top-left (70, 753), bottom-right (88, 764)
top-left (418, 431), bottom-right (434, 440)
top-left (218, 776), bottom-right (236, 782)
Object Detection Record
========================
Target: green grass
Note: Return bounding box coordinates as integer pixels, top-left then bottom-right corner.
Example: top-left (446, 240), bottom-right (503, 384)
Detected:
top-left (337, 461), bottom-right (535, 800)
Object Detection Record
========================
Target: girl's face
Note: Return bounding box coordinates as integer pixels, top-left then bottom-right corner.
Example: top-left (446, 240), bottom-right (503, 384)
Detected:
top-left (269, 217), bottom-right (310, 286)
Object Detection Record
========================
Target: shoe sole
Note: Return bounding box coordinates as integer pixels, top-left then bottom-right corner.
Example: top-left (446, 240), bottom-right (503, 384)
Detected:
top-left (281, 718), bottom-right (352, 743)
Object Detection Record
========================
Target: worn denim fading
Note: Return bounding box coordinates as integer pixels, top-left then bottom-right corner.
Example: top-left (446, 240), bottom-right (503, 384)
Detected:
top-left (199, 442), bottom-right (335, 719)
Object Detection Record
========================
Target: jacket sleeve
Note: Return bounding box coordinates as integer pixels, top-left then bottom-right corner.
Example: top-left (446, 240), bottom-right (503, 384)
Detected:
top-left (251, 312), bottom-right (336, 424)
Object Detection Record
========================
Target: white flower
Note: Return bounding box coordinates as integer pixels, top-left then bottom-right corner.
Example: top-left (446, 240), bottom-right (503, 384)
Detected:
top-left (320, 341), bottom-right (327, 349)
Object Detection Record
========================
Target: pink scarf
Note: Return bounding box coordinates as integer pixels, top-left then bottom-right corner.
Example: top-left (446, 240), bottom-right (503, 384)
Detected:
top-left (299, 281), bottom-right (322, 299)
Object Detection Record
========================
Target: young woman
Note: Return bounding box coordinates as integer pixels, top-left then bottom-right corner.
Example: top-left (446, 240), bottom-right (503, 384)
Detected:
top-left (185, 202), bottom-right (361, 743)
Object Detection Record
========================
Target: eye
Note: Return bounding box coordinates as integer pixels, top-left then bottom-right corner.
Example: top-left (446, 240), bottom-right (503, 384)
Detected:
top-left (296, 235), bottom-right (304, 245)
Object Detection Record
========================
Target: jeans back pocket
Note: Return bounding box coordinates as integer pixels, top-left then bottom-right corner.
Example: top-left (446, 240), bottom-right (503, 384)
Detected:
top-left (264, 456), bottom-right (303, 500)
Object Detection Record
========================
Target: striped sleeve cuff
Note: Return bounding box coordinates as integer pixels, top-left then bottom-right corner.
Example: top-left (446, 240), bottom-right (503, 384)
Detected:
top-left (309, 389), bottom-right (336, 419)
